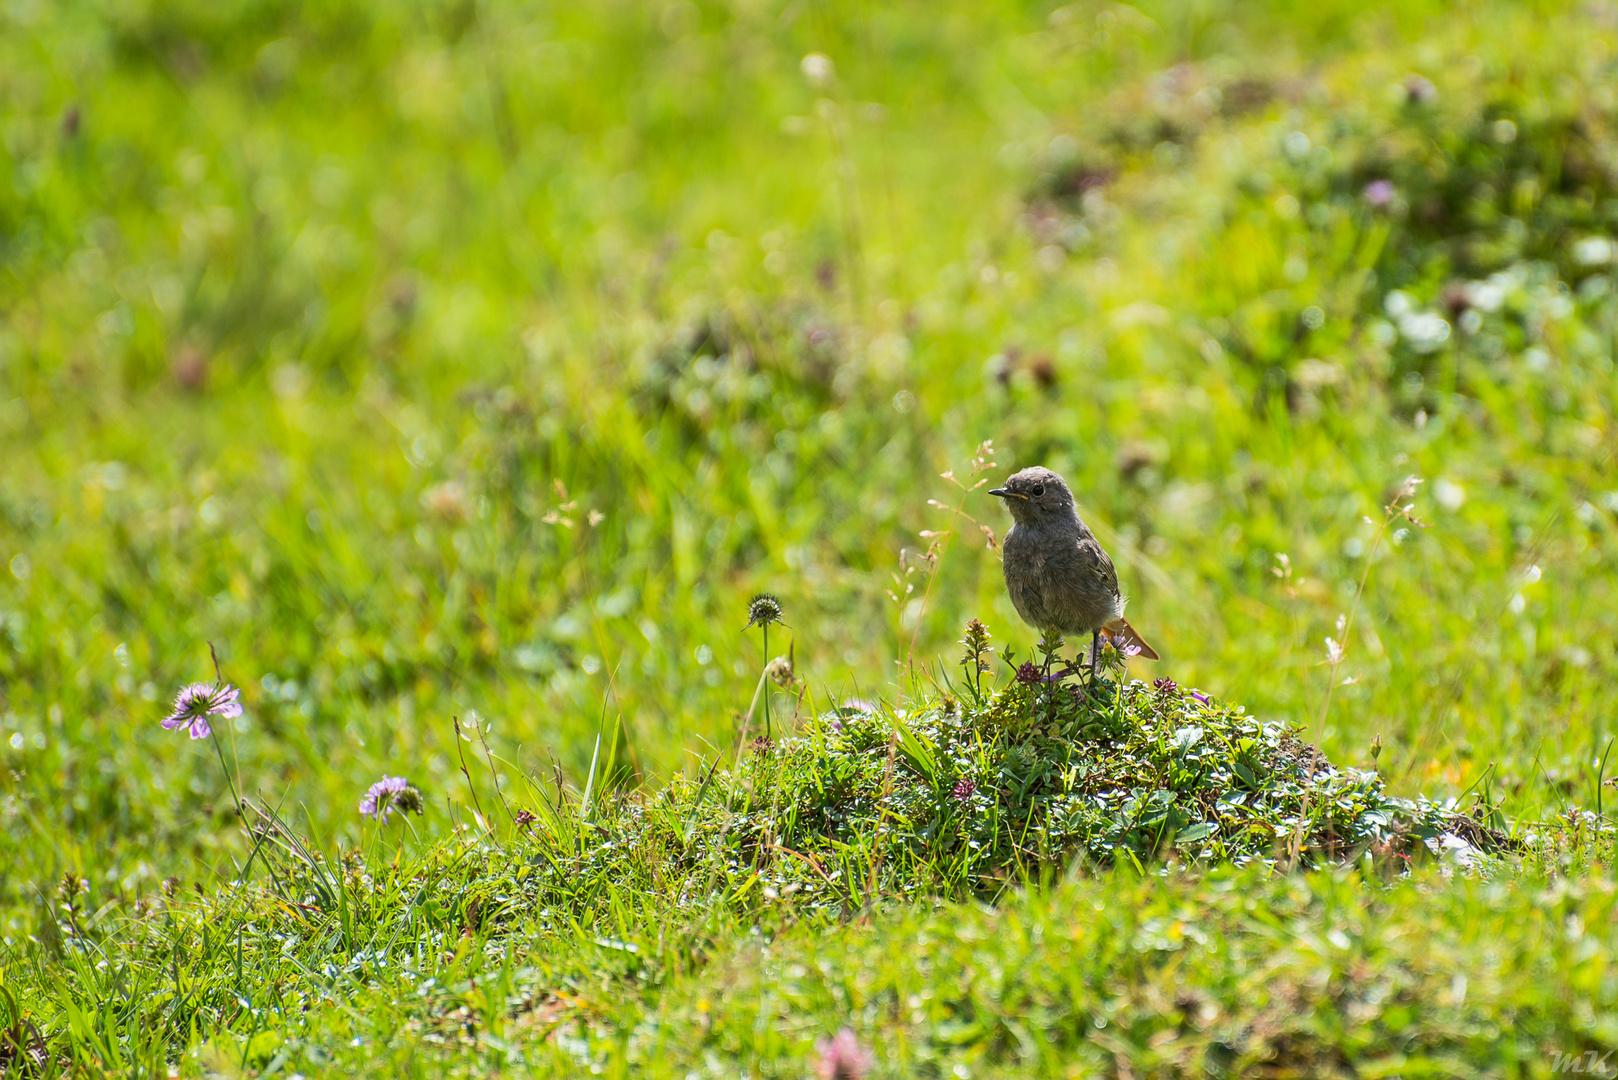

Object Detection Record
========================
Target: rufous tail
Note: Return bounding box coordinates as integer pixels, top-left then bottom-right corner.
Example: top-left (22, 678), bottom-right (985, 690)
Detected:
top-left (1102, 618), bottom-right (1160, 661)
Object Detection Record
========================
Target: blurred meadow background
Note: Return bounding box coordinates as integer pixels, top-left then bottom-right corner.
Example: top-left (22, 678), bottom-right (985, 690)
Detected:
top-left (3, 0), bottom-right (1618, 1071)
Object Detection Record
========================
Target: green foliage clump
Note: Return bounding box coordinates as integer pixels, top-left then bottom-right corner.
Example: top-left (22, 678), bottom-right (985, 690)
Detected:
top-left (688, 677), bottom-right (1506, 905)
top-left (503, 676), bottom-right (1511, 924)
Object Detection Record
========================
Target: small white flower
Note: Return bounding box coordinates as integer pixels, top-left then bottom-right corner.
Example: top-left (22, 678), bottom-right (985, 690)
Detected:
top-left (1574, 236), bottom-right (1614, 266)
top-left (800, 53), bottom-right (834, 87)
top-left (1433, 478), bottom-right (1465, 512)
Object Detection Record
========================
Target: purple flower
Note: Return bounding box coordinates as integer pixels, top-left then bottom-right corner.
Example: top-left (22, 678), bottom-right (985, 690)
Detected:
top-left (1153, 677), bottom-right (1178, 695)
top-left (1364, 179), bottom-right (1395, 208)
top-left (1403, 75), bottom-right (1437, 105)
top-left (359, 776), bottom-right (422, 821)
top-left (1190, 690), bottom-right (1211, 705)
top-left (952, 777), bottom-right (976, 801)
top-left (160, 682), bottom-right (242, 740)
top-left (1015, 662), bottom-right (1042, 685)
top-left (814, 1028), bottom-right (873, 1080)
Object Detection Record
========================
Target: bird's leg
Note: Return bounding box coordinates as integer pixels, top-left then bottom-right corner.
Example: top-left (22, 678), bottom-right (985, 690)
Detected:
top-left (1044, 640), bottom-right (1054, 725)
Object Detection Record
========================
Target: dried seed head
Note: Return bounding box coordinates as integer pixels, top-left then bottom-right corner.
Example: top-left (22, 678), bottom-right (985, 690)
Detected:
top-left (765, 653), bottom-right (795, 687)
top-left (745, 593), bottom-right (786, 630)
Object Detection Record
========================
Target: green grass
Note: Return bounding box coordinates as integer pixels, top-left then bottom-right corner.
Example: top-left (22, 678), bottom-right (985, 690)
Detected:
top-left (4, 0), bottom-right (1618, 1074)
top-left (11, 678), bottom-right (1614, 1078)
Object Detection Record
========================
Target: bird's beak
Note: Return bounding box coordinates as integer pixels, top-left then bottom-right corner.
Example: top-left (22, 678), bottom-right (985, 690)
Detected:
top-left (988, 488), bottom-right (1026, 500)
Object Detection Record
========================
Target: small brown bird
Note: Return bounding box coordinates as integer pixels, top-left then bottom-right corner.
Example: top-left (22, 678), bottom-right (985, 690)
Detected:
top-left (989, 466), bottom-right (1159, 669)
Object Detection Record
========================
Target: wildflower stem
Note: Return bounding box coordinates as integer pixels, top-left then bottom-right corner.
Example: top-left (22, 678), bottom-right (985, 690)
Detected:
top-left (733, 669), bottom-right (769, 774)
top-left (453, 715), bottom-right (491, 832)
top-left (207, 730), bottom-right (282, 892)
top-left (209, 643), bottom-right (247, 809)
top-left (472, 720), bottom-right (515, 825)
top-left (207, 729), bottom-right (245, 820)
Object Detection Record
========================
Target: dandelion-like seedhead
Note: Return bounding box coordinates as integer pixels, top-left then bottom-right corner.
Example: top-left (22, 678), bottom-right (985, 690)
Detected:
top-left (745, 593), bottom-right (786, 630)
top-left (359, 776), bottom-right (424, 821)
top-left (160, 682), bottom-right (243, 740)
top-left (813, 1028), bottom-right (873, 1080)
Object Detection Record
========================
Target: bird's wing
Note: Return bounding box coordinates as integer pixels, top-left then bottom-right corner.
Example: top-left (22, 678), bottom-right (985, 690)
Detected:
top-left (1075, 535), bottom-right (1120, 598)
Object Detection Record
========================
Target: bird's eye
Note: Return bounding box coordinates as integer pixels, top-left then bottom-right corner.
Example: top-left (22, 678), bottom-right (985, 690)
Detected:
top-left (1032, 484), bottom-right (1045, 497)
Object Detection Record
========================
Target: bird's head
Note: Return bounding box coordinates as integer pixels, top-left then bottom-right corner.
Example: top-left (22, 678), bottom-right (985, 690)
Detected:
top-left (988, 466), bottom-right (1076, 525)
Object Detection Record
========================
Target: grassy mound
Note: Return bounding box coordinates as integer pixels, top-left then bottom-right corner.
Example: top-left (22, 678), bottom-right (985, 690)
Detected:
top-left (502, 667), bottom-right (1509, 925)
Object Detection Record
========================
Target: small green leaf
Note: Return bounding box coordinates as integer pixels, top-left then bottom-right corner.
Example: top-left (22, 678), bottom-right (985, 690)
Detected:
top-left (891, 714), bottom-right (938, 782)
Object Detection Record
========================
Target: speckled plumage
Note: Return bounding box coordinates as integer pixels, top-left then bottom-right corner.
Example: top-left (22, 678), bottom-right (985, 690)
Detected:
top-left (990, 466), bottom-right (1159, 661)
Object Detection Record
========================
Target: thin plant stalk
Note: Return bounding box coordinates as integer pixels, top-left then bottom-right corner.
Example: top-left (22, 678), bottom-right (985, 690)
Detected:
top-left (742, 594), bottom-right (786, 753)
top-left (194, 646), bottom-right (282, 892)
top-left (1287, 476), bottom-right (1424, 866)
top-left (732, 669), bottom-right (770, 774)
top-left (905, 443), bottom-right (998, 680)
top-left (453, 715), bottom-right (490, 832)
top-left (1316, 477), bottom-right (1424, 745)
